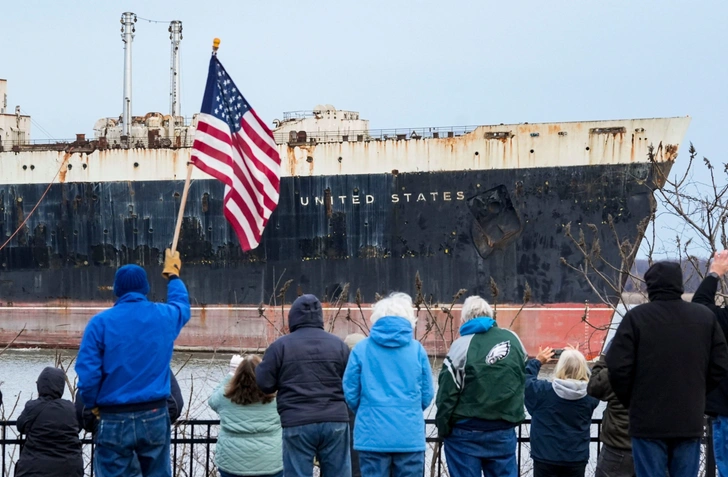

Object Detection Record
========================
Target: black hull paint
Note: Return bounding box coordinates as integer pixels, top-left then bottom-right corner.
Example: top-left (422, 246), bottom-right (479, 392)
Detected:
top-left (0, 162), bottom-right (661, 306)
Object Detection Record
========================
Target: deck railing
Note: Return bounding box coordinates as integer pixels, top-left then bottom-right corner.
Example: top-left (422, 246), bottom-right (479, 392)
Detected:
top-left (0, 125), bottom-right (480, 152)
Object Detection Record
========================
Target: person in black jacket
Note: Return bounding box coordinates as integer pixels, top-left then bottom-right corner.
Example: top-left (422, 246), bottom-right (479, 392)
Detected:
top-left (15, 367), bottom-right (83, 477)
top-left (256, 294), bottom-right (351, 477)
top-left (692, 250), bottom-right (728, 477)
top-left (75, 369), bottom-right (185, 433)
top-left (588, 340), bottom-right (635, 477)
top-left (606, 261), bottom-right (728, 477)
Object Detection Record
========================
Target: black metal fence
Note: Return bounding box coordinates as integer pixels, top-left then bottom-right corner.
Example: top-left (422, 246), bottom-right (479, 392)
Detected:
top-left (0, 417), bottom-right (718, 477)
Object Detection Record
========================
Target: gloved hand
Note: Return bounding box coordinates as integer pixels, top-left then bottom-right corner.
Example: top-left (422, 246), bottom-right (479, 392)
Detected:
top-left (162, 249), bottom-right (181, 278)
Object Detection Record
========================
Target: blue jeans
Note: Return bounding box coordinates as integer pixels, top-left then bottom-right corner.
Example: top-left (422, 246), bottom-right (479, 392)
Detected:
top-left (218, 470), bottom-right (283, 477)
top-left (631, 437), bottom-right (700, 477)
top-left (358, 451), bottom-right (424, 477)
top-left (95, 407), bottom-right (171, 477)
top-left (713, 416), bottom-right (728, 477)
top-left (443, 427), bottom-right (517, 477)
top-left (282, 422), bottom-right (351, 477)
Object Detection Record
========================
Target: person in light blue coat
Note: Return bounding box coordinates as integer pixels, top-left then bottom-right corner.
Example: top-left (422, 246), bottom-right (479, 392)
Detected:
top-left (209, 354), bottom-right (283, 477)
top-left (343, 292), bottom-right (435, 477)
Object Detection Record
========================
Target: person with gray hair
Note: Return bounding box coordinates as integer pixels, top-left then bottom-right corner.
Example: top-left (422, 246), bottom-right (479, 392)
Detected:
top-left (436, 295), bottom-right (527, 477)
top-left (343, 292), bottom-right (434, 477)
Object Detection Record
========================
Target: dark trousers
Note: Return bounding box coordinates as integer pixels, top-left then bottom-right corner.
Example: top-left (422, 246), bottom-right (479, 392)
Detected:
top-left (595, 444), bottom-right (635, 477)
top-left (533, 460), bottom-right (586, 477)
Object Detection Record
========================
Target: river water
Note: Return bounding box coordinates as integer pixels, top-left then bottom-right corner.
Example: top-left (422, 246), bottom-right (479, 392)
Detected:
top-left (0, 349), bottom-right (605, 476)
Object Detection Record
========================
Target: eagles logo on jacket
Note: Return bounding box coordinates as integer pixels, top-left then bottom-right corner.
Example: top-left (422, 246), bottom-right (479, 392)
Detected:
top-left (435, 317), bottom-right (527, 437)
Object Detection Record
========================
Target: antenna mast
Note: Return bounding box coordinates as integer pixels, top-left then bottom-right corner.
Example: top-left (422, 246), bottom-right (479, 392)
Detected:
top-left (169, 20), bottom-right (183, 123)
top-left (120, 12), bottom-right (137, 138)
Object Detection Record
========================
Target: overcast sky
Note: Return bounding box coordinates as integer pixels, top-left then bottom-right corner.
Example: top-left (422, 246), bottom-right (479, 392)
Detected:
top-left (2, 0), bottom-right (726, 255)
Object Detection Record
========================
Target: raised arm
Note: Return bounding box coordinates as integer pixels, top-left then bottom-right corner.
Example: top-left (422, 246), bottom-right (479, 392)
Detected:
top-left (166, 277), bottom-right (191, 333)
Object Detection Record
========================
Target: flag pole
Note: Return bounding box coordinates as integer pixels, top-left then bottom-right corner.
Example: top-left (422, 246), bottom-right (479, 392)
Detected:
top-left (170, 38), bottom-right (221, 254)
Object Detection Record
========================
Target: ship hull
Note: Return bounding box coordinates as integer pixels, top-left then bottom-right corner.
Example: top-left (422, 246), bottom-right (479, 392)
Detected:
top-left (0, 162), bottom-right (661, 356)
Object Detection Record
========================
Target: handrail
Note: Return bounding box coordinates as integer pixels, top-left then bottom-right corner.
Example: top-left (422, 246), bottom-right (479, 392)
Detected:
top-left (0, 125), bottom-right (481, 149)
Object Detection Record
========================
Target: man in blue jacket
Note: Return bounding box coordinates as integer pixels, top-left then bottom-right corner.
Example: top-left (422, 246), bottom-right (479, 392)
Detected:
top-left (76, 249), bottom-right (191, 477)
top-left (256, 294), bottom-right (351, 477)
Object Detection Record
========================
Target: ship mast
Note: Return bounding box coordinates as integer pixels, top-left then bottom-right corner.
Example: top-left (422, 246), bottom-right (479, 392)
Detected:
top-left (169, 20), bottom-right (183, 125)
top-left (120, 12), bottom-right (137, 139)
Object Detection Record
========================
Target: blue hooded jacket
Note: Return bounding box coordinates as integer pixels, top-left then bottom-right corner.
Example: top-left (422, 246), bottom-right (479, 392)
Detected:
top-left (343, 316), bottom-right (434, 452)
top-left (76, 278), bottom-right (191, 409)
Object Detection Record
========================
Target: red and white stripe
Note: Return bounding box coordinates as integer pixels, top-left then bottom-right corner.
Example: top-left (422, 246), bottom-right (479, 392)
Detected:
top-left (191, 112), bottom-right (281, 251)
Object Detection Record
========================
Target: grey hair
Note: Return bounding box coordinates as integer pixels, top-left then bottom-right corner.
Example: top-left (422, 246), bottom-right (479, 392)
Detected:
top-left (370, 292), bottom-right (416, 328)
top-left (461, 295), bottom-right (494, 323)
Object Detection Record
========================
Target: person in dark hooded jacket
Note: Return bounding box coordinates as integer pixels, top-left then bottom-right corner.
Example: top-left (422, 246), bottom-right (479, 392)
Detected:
top-left (15, 367), bottom-right (83, 477)
top-left (692, 250), bottom-right (728, 477)
top-left (607, 261), bottom-right (728, 477)
top-left (255, 294), bottom-right (351, 477)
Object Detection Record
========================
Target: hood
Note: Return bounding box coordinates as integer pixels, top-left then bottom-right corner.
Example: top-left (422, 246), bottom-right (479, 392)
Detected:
top-left (370, 316), bottom-right (413, 348)
top-left (645, 261), bottom-right (684, 301)
top-left (37, 367), bottom-right (66, 399)
top-left (288, 294), bottom-right (324, 332)
top-left (552, 379), bottom-right (588, 400)
top-left (459, 317), bottom-right (496, 336)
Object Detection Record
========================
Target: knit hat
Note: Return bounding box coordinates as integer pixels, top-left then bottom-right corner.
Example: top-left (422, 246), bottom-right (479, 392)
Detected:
top-left (229, 354), bottom-right (244, 375)
top-left (113, 264), bottom-right (150, 297)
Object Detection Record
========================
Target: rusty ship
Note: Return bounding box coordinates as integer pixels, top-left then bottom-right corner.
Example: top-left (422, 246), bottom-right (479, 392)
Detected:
top-left (0, 15), bottom-right (690, 357)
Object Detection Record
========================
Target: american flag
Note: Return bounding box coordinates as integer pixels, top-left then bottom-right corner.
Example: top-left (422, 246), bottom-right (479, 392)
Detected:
top-left (190, 56), bottom-right (281, 251)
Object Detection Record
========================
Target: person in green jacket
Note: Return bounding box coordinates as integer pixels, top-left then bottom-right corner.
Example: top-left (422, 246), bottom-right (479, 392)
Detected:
top-left (436, 295), bottom-right (527, 477)
top-left (209, 355), bottom-right (283, 477)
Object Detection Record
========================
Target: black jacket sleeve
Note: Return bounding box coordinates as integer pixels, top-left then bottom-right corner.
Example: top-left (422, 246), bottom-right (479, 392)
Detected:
top-left (708, 319), bottom-right (728, 394)
top-left (693, 275), bottom-right (722, 313)
top-left (606, 312), bottom-right (637, 407)
top-left (16, 399), bottom-right (42, 434)
top-left (167, 371), bottom-right (184, 424)
top-left (693, 275), bottom-right (728, 344)
top-left (587, 355), bottom-right (615, 402)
